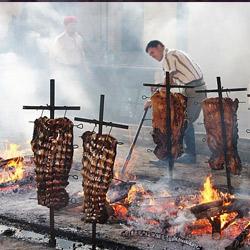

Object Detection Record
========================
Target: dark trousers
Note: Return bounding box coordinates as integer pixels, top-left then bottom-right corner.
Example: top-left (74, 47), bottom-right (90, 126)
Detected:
top-left (184, 122), bottom-right (196, 156)
top-left (182, 79), bottom-right (206, 156)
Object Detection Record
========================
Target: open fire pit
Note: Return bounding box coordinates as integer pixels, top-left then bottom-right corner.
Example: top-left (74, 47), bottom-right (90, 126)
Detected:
top-left (0, 134), bottom-right (249, 250)
top-left (0, 144), bottom-right (35, 194)
top-left (106, 175), bottom-right (250, 249)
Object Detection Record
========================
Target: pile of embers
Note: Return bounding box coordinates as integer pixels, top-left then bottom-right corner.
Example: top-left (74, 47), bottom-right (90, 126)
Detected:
top-left (107, 176), bottom-right (250, 249)
top-left (0, 155), bottom-right (35, 193)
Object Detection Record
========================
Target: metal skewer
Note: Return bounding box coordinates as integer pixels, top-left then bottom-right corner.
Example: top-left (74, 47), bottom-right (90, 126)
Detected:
top-left (23, 79), bottom-right (80, 247)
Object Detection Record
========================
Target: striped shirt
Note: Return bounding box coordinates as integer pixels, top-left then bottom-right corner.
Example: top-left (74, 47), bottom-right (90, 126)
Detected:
top-left (162, 48), bottom-right (203, 84)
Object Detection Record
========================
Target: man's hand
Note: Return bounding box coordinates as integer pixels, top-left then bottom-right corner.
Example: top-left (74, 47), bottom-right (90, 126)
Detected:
top-left (144, 99), bottom-right (152, 110)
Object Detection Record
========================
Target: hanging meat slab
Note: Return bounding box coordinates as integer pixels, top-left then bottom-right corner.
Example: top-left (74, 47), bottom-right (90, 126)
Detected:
top-left (202, 97), bottom-right (242, 175)
top-left (81, 131), bottom-right (117, 223)
top-left (31, 116), bottom-right (74, 209)
top-left (151, 90), bottom-right (187, 160)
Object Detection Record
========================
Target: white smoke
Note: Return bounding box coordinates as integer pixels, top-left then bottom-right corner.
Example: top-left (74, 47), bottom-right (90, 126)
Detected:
top-left (0, 2), bottom-right (249, 143)
top-left (0, 52), bottom-right (43, 142)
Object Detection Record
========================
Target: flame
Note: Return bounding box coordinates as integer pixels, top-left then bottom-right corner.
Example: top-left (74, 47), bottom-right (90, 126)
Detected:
top-left (125, 184), bottom-right (148, 204)
top-left (191, 175), bottom-right (239, 235)
top-left (148, 197), bottom-right (155, 206)
top-left (0, 144), bottom-right (24, 184)
top-left (2, 144), bottom-right (23, 159)
top-left (200, 175), bottom-right (220, 203)
top-left (0, 159), bottom-right (24, 184)
top-left (220, 212), bottom-right (238, 229)
top-left (111, 204), bottom-right (128, 219)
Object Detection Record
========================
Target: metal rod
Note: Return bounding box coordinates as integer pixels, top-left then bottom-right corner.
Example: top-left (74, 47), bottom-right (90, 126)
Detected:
top-left (74, 118), bottom-right (128, 129)
top-left (196, 87), bottom-right (247, 93)
top-left (98, 95), bottom-right (105, 135)
top-left (23, 79), bottom-right (81, 248)
top-left (74, 94), bottom-right (128, 248)
top-left (143, 83), bottom-right (194, 88)
top-left (165, 72), bottom-right (174, 179)
top-left (49, 79), bottom-right (56, 247)
top-left (217, 77), bottom-right (233, 194)
top-left (121, 107), bottom-right (149, 175)
top-left (49, 207), bottom-right (56, 247)
top-left (50, 79), bottom-right (55, 119)
top-left (92, 222), bottom-right (96, 250)
top-left (92, 94), bottom-right (105, 250)
top-left (23, 106), bottom-right (80, 110)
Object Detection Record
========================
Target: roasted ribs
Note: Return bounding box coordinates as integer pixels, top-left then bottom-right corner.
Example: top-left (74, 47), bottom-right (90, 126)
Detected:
top-left (31, 116), bottom-right (74, 209)
top-left (81, 131), bottom-right (117, 223)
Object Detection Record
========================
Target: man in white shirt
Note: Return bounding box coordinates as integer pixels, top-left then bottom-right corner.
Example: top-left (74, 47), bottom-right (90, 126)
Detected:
top-left (49, 16), bottom-right (93, 110)
top-left (51, 16), bottom-right (87, 69)
top-left (145, 40), bottom-right (206, 164)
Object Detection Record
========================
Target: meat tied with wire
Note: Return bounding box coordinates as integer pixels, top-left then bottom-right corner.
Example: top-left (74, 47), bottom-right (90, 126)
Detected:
top-left (81, 131), bottom-right (117, 223)
top-left (151, 90), bottom-right (188, 160)
top-left (31, 116), bottom-right (74, 209)
top-left (202, 97), bottom-right (242, 174)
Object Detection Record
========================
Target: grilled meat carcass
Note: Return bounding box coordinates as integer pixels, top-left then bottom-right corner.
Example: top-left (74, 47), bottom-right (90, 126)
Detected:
top-left (31, 116), bottom-right (74, 209)
top-left (202, 97), bottom-right (241, 175)
top-left (81, 131), bottom-right (117, 223)
top-left (151, 90), bottom-right (187, 160)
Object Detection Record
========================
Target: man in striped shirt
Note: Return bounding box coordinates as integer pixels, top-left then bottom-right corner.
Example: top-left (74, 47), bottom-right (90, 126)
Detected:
top-left (145, 40), bottom-right (207, 164)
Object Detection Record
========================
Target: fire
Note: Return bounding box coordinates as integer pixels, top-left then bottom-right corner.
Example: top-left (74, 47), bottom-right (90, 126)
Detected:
top-left (111, 204), bottom-right (128, 219)
top-left (200, 175), bottom-right (220, 203)
top-left (191, 175), bottom-right (239, 235)
top-left (0, 144), bottom-right (24, 184)
top-left (125, 184), bottom-right (148, 204)
top-left (2, 143), bottom-right (23, 159)
top-left (220, 212), bottom-right (238, 229)
top-left (0, 159), bottom-right (24, 184)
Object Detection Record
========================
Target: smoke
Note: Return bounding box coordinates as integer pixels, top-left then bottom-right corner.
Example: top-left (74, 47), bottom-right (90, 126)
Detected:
top-left (0, 2), bottom-right (96, 146)
top-left (0, 2), bottom-right (249, 146)
top-left (0, 52), bottom-right (44, 143)
top-left (143, 2), bottom-right (250, 135)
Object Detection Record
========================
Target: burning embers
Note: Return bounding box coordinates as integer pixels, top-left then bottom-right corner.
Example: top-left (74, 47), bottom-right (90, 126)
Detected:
top-left (0, 143), bottom-right (35, 193)
top-left (0, 157), bottom-right (24, 184)
top-left (108, 176), bottom-right (250, 247)
top-left (189, 176), bottom-right (243, 239)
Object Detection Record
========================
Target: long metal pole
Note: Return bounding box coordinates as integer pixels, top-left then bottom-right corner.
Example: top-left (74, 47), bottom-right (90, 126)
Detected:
top-left (217, 77), bottom-right (233, 194)
top-left (165, 72), bottom-right (174, 179)
top-left (49, 79), bottom-right (56, 247)
top-left (50, 79), bottom-right (55, 119)
top-left (121, 107), bottom-right (149, 175)
top-left (98, 95), bottom-right (105, 135)
top-left (92, 95), bottom-right (105, 250)
top-left (92, 222), bottom-right (96, 250)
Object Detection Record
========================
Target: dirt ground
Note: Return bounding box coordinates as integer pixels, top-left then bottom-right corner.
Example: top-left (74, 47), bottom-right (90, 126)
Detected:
top-left (0, 236), bottom-right (51, 250)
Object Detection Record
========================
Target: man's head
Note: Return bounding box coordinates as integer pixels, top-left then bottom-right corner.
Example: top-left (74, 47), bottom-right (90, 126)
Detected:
top-left (145, 40), bottom-right (165, 61)
top-left (64, 16), bottom-right (77, 35)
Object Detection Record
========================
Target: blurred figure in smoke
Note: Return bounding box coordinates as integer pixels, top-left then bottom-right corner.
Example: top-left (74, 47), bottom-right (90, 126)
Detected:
top-left (52, 16), bottom-right (86, 68)
top-left (144, 40), bottom-right (207, 165)
top-left (50, 16), bottom-right (92, 110)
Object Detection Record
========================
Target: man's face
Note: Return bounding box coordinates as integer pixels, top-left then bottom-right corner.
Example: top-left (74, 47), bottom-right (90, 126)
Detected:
top-left (65, 22), bottom-right (77, 35)
top-left (147, 45), bottom-right (164, 61)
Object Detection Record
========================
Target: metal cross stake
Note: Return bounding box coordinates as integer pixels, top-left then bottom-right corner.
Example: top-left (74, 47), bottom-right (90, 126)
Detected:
top-left (248, 94), bottom-right (250, 110)
top-left (23, 79), bottom-right (81, 248)
top-left (143, 72), bottom-right (194, 179)
top-left (196, 77), bottom-right (247, 194)
top-left (74, 94), bottom-right (129, 250)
